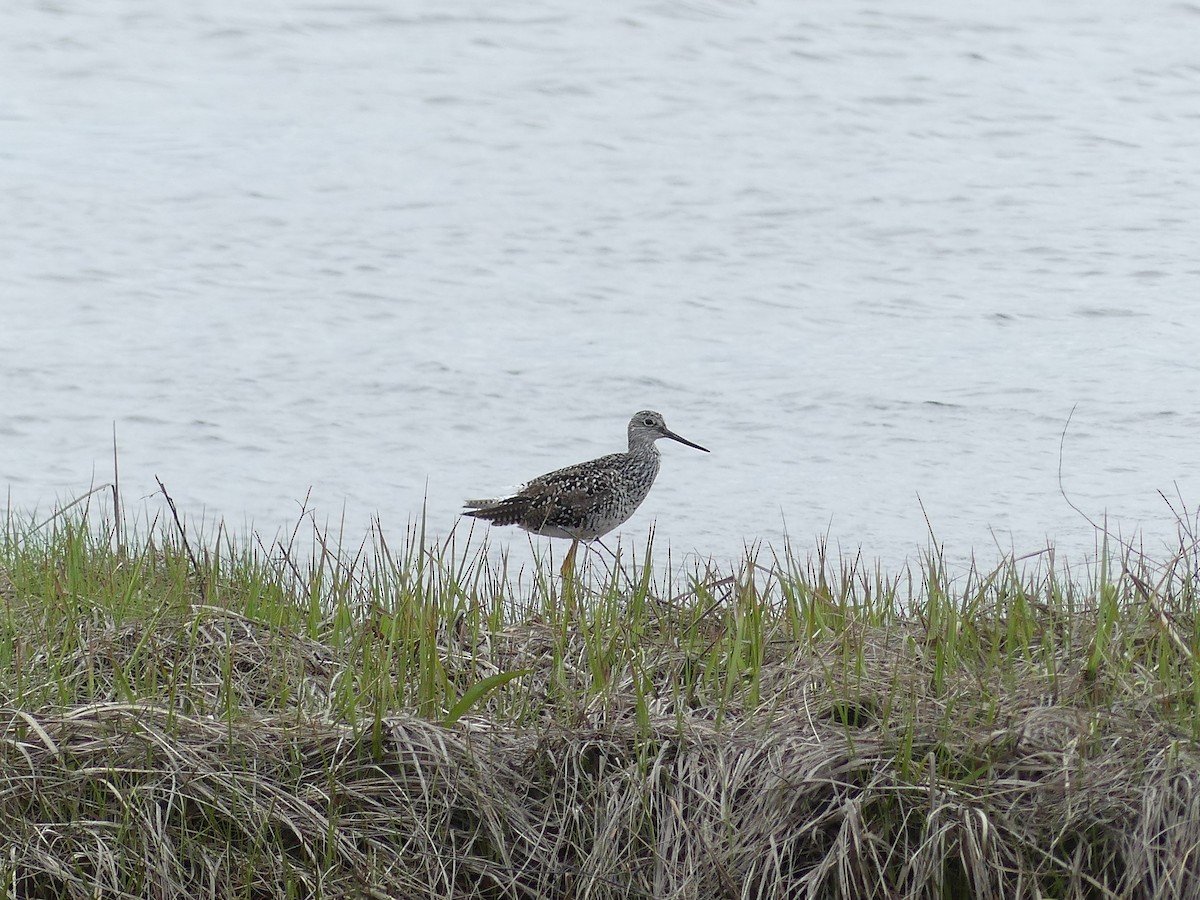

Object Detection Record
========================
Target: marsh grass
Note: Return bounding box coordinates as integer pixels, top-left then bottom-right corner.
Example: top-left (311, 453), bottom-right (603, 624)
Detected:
top-left (1, 499), bottom-right (1199, 899)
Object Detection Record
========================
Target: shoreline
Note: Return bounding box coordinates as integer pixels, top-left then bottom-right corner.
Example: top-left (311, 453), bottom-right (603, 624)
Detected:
top-left (0, 506), bottom-right (1197, 898)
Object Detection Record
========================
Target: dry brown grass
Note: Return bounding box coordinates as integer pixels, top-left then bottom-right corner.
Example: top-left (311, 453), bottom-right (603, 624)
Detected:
top-left (1, 513), bottom-right (1198, 899)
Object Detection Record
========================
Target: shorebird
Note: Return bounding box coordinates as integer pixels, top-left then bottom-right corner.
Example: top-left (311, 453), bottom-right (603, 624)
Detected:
top-left (463, 410), bottom-right (709, 577)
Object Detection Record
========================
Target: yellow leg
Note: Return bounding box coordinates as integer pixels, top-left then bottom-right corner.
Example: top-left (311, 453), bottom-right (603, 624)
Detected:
top-left (560, 539), bottom-right (579, 578)
top-left (561, 539), bottom-right (579, 614)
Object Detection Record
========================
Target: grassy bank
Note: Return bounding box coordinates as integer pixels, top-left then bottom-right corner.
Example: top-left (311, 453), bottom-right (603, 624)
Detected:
top-left (1, 505), bottom-right (1198, 899)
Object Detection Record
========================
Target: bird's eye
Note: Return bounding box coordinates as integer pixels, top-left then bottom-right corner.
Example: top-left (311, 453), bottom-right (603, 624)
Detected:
top-left (643, 417), bottom-right (655, 426)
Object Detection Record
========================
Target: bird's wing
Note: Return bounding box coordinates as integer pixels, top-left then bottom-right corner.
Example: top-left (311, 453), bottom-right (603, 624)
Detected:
top-left (517, 452), bottom-right (627, 520)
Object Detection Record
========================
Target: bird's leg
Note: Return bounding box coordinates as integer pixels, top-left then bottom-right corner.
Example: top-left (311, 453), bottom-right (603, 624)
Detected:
top-left (560, 538), bottom-right (579, 579)
top-left (587, 538), bottom-right (622, 583)
top-left (591, 538), bottom-right (617, 561)
top-left (561, 539), bottom-right (579, 614)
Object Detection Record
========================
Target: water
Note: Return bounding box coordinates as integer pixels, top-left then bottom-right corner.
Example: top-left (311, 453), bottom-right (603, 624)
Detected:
top-left (3, 0), bottom-right (1199, 573)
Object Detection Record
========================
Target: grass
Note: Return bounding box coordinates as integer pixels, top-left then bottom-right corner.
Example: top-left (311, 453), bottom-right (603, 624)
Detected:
top-left (1, 498), bottom-right (1199, 899)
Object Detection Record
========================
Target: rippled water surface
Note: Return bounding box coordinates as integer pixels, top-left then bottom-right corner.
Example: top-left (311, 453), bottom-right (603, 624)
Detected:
top-left (3, 0), bottom-right (1199, 570)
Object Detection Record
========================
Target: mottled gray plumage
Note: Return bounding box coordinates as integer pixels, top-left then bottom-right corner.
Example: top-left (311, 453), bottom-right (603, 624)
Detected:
top-left (463, 410), bottom-right (709, 542)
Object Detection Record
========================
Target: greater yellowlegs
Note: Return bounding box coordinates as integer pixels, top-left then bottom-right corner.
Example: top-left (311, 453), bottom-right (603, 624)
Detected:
top-left (463, 410), bottom-right (709, 576)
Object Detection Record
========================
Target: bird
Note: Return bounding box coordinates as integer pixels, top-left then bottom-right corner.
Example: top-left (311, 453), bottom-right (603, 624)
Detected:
top-left (463, 410), bottom-right (709, 579)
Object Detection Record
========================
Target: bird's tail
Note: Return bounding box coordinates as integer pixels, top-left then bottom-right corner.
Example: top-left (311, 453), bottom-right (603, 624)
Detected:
top-left (463, 498), bottom-right (499, 510)
top-left (461, 496), bottom-right (532, 527)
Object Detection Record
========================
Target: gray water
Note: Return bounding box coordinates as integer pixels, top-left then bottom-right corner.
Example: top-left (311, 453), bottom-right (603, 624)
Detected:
top-left (3, 0), bottom-right (1199, 572)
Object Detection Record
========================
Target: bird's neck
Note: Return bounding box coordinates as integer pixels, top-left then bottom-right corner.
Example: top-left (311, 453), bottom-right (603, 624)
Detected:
top-left (628, 439), bottom-right (660, 457)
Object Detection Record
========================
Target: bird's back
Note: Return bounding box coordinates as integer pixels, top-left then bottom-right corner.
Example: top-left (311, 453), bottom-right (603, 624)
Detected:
top-left (465, 449), bottom-right (661, 540)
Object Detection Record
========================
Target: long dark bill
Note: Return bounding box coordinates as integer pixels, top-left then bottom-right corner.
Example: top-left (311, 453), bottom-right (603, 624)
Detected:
top-left (664, 429), bottom-right (710, 453)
